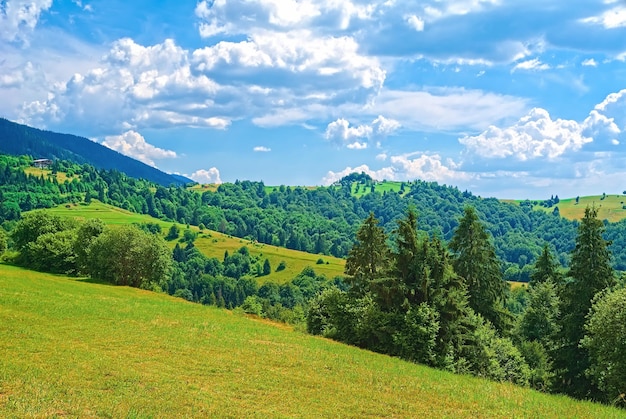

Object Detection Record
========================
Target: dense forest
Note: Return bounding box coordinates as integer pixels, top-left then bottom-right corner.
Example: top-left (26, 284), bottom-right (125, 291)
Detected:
top-left (4, 153), bottom-right (626, 275)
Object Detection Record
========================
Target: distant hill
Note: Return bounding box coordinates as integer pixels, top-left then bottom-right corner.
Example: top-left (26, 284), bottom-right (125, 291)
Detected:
top-left (0, 118), bottom-right (190, 186)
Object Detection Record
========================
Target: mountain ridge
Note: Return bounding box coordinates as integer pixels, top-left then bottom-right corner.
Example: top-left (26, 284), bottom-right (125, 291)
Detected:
top-left (0, 118), bottom-right (191, 186)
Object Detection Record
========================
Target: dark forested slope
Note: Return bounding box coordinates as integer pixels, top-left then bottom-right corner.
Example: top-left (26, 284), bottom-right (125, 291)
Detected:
top-left (0, 118), bottom-right (188, 186)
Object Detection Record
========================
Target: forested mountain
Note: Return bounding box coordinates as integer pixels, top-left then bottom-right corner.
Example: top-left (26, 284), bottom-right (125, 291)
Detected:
top-left (0, 118), bottom-right (189, 186)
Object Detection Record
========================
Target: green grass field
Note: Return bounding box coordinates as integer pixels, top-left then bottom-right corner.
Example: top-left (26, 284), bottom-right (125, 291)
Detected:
top-left (41, 201), bottom-right (346, 283)
top-left (508, 194), bottom-right (626, 222)
top-left (1, 264), bottom-right (623, 418)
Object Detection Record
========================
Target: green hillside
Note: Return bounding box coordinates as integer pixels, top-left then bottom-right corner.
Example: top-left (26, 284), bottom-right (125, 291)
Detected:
top-left (516, 194), bottom-right (626, 222)
top-left (42, 201), bottom-right (346, 283)
top-left (1, 264), bottom-right (622, 418)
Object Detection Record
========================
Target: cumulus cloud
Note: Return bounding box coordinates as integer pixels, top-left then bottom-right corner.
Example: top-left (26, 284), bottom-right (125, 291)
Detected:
top-left (21, 38), bottom-right (231, 135)
top-left (460, 89), bottom-right (626, 164)
top-left (253, 146), bottom-right (271, 152)
top-left (192, 30), bottom-right (385, 91)
top-left (102, 131), bottom-right (177, 167)
top-left (0, 0), bottom-right (52, 42)
top-left (188, 168), bottom-right (222, 184)
top-left (322, 152), bottom-right (468, 185)
top-left (324, 115), bottom-right (400, 148)
top-left (460, 108), bottom-right (592, 160)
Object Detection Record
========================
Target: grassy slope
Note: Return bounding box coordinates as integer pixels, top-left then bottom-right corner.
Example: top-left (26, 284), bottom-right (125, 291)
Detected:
top-left (43, 201), bottom-right (346, 283)
top-left (1, 265), bottom-right (623, 418)
top-left (532, 195), bottom-right (626, 222)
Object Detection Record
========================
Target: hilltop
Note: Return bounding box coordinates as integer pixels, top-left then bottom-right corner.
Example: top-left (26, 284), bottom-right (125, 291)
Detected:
top-left (1, 264), bottom-right (622, 418)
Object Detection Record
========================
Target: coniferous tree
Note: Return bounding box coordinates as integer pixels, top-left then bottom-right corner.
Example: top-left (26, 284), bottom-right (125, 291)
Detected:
top-left (530, 244), bottom-right (562, 287)
top-left (345, 212), bottom-right (391, 296)
top-left (449, 207), bottom-right (510, 333)
top-left (553, 206), bottom-right (615, 399)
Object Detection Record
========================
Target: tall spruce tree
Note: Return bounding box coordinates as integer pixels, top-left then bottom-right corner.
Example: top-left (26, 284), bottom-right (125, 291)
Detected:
top-left (553, 206), bottom-right (615, 399)
top-left (449, 207), bottom-right (510, 333)
top-left (345, 212), bottom-right (391, 297)
top-left (530, 244), bottom-right (563, 287)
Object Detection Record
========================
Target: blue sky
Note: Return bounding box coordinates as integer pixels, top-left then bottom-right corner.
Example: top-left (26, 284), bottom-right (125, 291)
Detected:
top-left (1, 0), bottom-right (626, 199)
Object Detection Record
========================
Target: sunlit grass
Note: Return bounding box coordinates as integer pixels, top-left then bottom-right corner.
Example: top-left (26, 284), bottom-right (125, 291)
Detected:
top-left (39, 201), bottom-right (347, 283)
top-left (0, 264), bottom-right (622, 418)
top-left (508, 194), bottom-right (626, 222)
top-left (23, 167), bottom-right (78, 184)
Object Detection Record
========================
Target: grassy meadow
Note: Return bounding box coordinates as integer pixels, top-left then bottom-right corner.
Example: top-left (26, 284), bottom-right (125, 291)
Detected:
top-left (1, 264), bottom-right (623, 418)
top-left (40, 201), bottom-right (346, 283)
top-left (505, 194), bottom-right (626, 222)
top-left (23, 166), bottom-right (78, 184)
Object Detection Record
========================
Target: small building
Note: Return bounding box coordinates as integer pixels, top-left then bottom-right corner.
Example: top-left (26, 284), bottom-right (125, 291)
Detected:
top-left (32, 158), bottom-right (52, 169)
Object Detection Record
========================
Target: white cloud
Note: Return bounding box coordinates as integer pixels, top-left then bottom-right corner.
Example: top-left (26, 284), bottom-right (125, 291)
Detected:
top-left (512, 58), bottom-right (550, 72)
top-left (189, 168), bottom-right (222, 184)
top-left (376, 153), bottom-right (388, 161)
top-left (21, 38), bottom-right (230, 135)
top-left (102, 131), bottom-right (177, 167)
top-left (0, 0), bottom-right (52, 42)
top-left (405, 14), bottom-right (424, 31)
top-left (460, 108), bottom-right (592, 160)
top-left (582, 58), bottom-right (598, 67)
top-left (322, 152), bottom-right (469, 185)
top-left (582, 6), bottom-right (626, 29)
top-left (194, 0), bottom-right (375, 35)
top-left (372, 88), bottom-right (528, 132)
top-left (324, 115), bottom-right (400, 148)
top-left (253, 146), bottom-right (271, 152)
top-left (192, 30), bottom-right (385, 91)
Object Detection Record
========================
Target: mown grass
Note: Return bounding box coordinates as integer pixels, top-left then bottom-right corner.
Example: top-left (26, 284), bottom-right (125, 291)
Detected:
top-left (508, 194), bottom-right (626, 222)
top-left (40, 201), bottom-right (346, 283)
top-left (1, 264), bottom-right (623, 418)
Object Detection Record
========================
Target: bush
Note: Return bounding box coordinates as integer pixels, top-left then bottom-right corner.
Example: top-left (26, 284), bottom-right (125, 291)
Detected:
top-left (316, 258), bottom-right (324, 264)
top-left (276, 260), bottom-right (287, 272)
top-left (582, 287), bottom-right (626, 404)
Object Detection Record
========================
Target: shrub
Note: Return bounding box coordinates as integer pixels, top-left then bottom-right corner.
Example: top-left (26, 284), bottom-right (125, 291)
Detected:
top-left (276, 260), bottom-right (287, 272)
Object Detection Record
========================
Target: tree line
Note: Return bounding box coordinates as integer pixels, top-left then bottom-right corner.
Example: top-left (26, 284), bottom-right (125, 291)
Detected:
top-left (307, 206), bottom-right (625, 405)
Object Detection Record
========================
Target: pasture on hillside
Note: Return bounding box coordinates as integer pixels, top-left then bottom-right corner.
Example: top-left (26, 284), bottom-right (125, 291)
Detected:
top-left (509, 194), bottom-right (626, 222)
top-left (0, 264), bottom-right (623, 418)
top-left (41, 201), bottom-right (346, 284)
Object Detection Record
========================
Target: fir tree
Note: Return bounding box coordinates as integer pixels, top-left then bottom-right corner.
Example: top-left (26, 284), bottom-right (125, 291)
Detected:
top-left (553, 206), bottom-right (615, 399)
top-left (530, 244), bottom-right (562, 287)
top-left (449, 207), bottom-right (510, 333)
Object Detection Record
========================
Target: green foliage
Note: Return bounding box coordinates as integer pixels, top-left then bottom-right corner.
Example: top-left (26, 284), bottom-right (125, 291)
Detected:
top-left (23, 229), bottom-right (78, 274)
top-left (263, 258), bottom-right (271, 275)
top-left (554, 206), bottom-right (615, 399)
top-left (392, 303), bottom-right (439, 365)
top-left (87, 225), bottom-right (172, 288)
top-left (345, 212), bottom-right (390, 296)
top-left (276, 260), bottom-right (287, 272)
top-left (0, 228), bottom-right (6, 254)
top-left (582, 287), bottom-right (626, 405)
top-left (449, 207), bottom-right (510, 333)
top-left (518, 280), bottom-right (560, 347)
top-left (74, 218), bottom-right (105, 274)
top-left (11, 211), bottom-right (77, 251)
top-left (166, 224), bottom-right (180, 241)
top-left (530, 244), bottom-right (563, 286)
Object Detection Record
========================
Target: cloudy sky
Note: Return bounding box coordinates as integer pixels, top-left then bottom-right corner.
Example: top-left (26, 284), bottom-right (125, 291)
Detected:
top-left (1, 0), bottom-right (626, 198)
